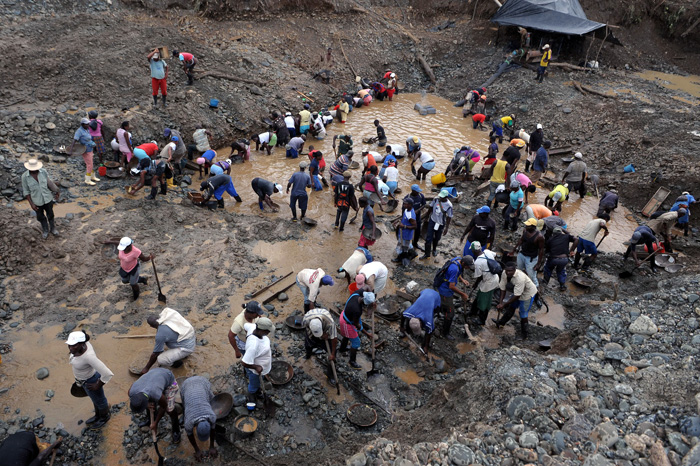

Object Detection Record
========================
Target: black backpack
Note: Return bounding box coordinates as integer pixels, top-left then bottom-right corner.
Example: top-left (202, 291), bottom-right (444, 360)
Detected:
top-left (486, 258), bottom-right (503, 276)
top-left (433, 259), bottom-right (461, 289)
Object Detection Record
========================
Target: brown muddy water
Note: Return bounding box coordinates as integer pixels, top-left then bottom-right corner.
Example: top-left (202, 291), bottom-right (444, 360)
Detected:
top-left (635, 70), bottom-right (700, 100)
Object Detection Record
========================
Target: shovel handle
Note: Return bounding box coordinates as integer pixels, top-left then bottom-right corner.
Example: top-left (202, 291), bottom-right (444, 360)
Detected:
top-left (151, 258), bottom-right (162, 290)
top-left (325, 339), bottom-right (340, 395)
top-left (149, 409), bottom-right (157, 442)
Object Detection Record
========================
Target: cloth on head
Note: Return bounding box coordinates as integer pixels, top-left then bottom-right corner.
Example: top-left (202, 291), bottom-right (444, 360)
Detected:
top-left (274, 183), bottom-right (283, 192)
top-left (510, 180), bottom-right (520, 189)
top-left (157, 308), bottom-right (195, 342)
top-left (363, 291), bottom-right (375, 305)
top-left (355, 274), bottom-right (365, 287)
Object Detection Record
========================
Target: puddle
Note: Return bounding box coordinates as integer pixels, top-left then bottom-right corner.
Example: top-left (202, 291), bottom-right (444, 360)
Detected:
top-left (12, 196), bottom-right (116, 217)
top-left (533, 298), bottom-right (565, 329)
top-left (529, 191), bottom-right (638, 254)
top-left (635, 70), bottom-right (700, 99)
top-left (394, 368), bottom-right (424, 385)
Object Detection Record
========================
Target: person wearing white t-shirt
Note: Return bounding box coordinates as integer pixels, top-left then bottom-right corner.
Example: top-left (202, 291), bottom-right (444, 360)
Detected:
top-left (356, 261), bottom-right (389, 296)
top-left (382, 162), bottom-right (399, 195)
top-left (467, 243), bottom-right (500, 325)
top-left (411, 150), bottom-right (435, 181)
top-left (284, 112), bottom-right (297, 137)
top-left (241, 317), bottom-right (274, 403)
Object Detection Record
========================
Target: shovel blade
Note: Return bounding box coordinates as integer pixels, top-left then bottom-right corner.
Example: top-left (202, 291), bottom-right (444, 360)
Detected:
top-left (618, 270), bottom-right (633, 279)
top-left (158, 293), bottom-right (167, 303)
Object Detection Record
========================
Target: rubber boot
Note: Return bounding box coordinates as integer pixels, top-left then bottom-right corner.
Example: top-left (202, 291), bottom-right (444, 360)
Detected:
top-left (160, 183), bottom-right (167, 195)
top-left (420, 242), bottom-right (431, 260)
top-left (85, 174), bottom-right (95, 186)
top-left (477, 307), bottom-right (489, 326)
top-left (153, 95), bottom-right (159, 107)
top-left (524, 160), bottom-right (531, 173)
top-left (234, 195), bottom-right (242, 203)
top-left (573, 253), bottom-right (581, 269)
top-left (170, 415), bottom-right (181, 444)
top-left (40, 219), bottom-right (49, 239)
top-left (303, 302), bottom-right (311, 313)
top-left (392, 252), bottom-right (406, 263)
top-left (217, 198), bottom-right (225, 209)
top-left (146, 186), bottom-right (158, 200)
top-left (85, 410), bottom-right (98, 425)
top-left (162, 95), bottom-right (167, 108)
top-left (49, 219), bottom-right (59, 236)
top-left (520, 318), bottom-right (529, 339)
top-left (442, 319), bottom-right (455, 340)
top-left (91, 172), bottom-right (101, 182)
top-left (131, 285), bottom-right (140, 301)
top-left (338, 338), bottom-right (348, 353)
top-left (138, 276), bottom-right (148, 285)
top-left (90, 406), bottom-right (111, 429)
top-left (348, 349), bottom-right (361, 369)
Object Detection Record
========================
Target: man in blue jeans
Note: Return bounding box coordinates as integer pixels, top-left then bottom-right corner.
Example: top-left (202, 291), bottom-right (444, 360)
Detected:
top-left (241, 318), bottom-right (274, 403)
top-left (309, 151), bottom-right (324, 191)
top-left (543, 227), bottom-right (578, 291)
top-left (512, 218), bottom-right (544, 287)
top-left (435, 256), bottom-right (473, 340)
top-left (200, 174), bottom-right (242, 209)
top-left (493, 263), bottom-right (538, 339)
top-left (287, 162), bottom-right (312, 221)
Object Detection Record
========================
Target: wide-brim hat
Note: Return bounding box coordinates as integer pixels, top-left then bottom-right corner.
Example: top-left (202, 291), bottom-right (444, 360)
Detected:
top-left (24, 159), bottom-right (43, 170)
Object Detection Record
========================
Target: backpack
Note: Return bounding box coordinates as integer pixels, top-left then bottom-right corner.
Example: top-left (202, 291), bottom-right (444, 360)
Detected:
top-left (433, 258), bottom-right (461, 289)
top-left (337, 181), bottom-right (352, 208)
top-left (486, 258), bottom-right (503, 276)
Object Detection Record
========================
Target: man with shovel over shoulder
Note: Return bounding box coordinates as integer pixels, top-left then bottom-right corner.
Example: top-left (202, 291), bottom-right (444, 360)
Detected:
top-left (400, 288), bottom-right (440, 354)
top-left (117, 237), bottom-right (152, 301)
top-left (241, 318), bottom-right (274, 404)
top-left (140, 308), bottom-right (196, 373)
top-left (302, 308), bottom-right (338, 386)
top-left (339, 291), bottom-right (375, 370)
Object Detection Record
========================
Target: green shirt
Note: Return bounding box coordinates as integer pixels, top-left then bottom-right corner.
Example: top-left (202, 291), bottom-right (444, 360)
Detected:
top-left (21, 169), bottom-right (55, 206)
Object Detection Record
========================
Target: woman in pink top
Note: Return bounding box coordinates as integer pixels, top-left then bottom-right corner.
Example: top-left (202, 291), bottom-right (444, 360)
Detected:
top-left (88, 110), bottom-right (106, 163)
top-left (117, 237), bottom-right (153, 301)
top-left (116, 121), bottom-right (134, 168)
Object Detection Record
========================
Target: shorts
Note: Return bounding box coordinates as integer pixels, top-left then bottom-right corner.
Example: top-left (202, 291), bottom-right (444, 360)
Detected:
top-left (133, 148), bottom-right (149, 161)
top-left (358, 230), bottom-right (376, 248)
top-left (514, 297), bottom-right (534, 318)
top-left (300, 125), bottom-right (310, 134)
top-left (577, 238), bottom-right (597, 255)
top-left (421, 161), bottom-right (435, 171)
top-left (165, 382), bottom-right (179, 413)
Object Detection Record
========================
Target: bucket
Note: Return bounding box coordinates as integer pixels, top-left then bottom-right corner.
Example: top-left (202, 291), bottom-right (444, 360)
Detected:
top-left (210, 99), bottom-right (219, 108)
top-left (348, 283), bottom-right (359, 293)
top-left (431, 173), bottom-right (446, 185)
top-left (98, 166), bottom-right (107, 177)
top-left (442, 187), bottom-right (458, 199)
top-left (623, 164), bottom-right (635, 173)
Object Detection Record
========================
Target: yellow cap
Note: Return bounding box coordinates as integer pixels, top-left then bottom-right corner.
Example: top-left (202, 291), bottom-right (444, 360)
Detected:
top-left (524, 218), bottom-right (538, 227)
top-left (412, 136), bottom-right (419, 143)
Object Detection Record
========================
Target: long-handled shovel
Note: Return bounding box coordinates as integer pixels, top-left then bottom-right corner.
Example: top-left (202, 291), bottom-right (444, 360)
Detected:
top-left (151, 257), bottom-right (166, 303)
top-left (367, 304), bottom-right (379, 378)
top-left (150, 409), bottom-right (165, 466)
top-left (348, 209), bottom-right (360, 225)
top-left (259, 374), bottom-right (276, 415)
top-left (325, 339), bottom-right (341, 395)
top-left (619, 249), bottom-right (659, 279)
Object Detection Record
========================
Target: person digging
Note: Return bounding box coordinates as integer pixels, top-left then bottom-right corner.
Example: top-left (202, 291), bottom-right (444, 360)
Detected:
top-left (128, 368), bottom-right (181, 445)
top-left (296, 268), bottom-right (334, 313)
top-left (140, 308), bottom-right (196, 374)
top-left (200, 174), bottom-right (242, 210)
top-left (117, 237), bottom-right (152, 301)
top-left (492, 263), bottom-right (538, 339)
top-left (399, 288), bottom-right (440, 353)
top-left (180, 376), bottom-right (218, 462)
top-left (338, 291), bottom-right (375, 369)
top-left (302, 308), bottom-right (338, 386)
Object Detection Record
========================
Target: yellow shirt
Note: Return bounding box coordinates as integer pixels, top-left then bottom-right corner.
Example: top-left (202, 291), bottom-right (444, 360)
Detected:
top-left (490, 160), bottom-right (508, 184)
top-left (549, 184), bottom-right (569, 199)
top-left (501, 116), bottom-right (513, 127)
top-left (299, 110), bottom-right (311, 126)
top-left (540, 49), bottom-right (552, 67)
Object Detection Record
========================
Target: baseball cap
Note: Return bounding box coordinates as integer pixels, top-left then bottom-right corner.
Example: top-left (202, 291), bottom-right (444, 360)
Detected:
top-left (285, 112), bottom-right (292, 116)
top-left (65, 331), bottom-right (86, 345)
top-left (164, 128), bottom-right (171, 137)
top-left (363, 292), bottom-right (375, 305)
top-left (129, 393), bottom-right (149, 413)
top-left (544, 44), bottom-right (550, 49)
top-left (117, 237), bottom-right (133, 251)
top-left (274, 183), bottom-right (283, 193)
top-left (304, 103), bottom-right (310, 109)
top-left (537, 219), bottom-right (545, 231)
top-left (309, 318), bottom-right (323, 338)
top-left (536, 124), bottom-right (543, 130)
top-left (299, 161), bottom-right (308, 169)
top-left (476, 206), bottom-right (491, 214)
top-left (678, 208), bottom-right (688, 216)
top-left (321, 275), bottom-right (334, 286)
top-left (343, 171), bottom-right (352, 178)
top-left (195, 421), bottom-right (211, 442)
top-left (462, 256), bottom-right (475, 268)
top-left (438, 189), bottom-right (449, 198)
top-left (630, 231), bottom-right (642, 244)
top-left (412, 136), bottom-right (419, 143)
top-left (553, 227), bottom-right (563, 234)
top-left (524, 218), bottom-right (538, 227)
top-left (411, 184), bottom-right (422, 192)
top-left (256, 317), bottom-right (274, 332)
top-left (244, 301), bottom-right (264, 315)
top-left (574, 152), bottom-right (583, 159)
top-left (80, 117), bottom-right (90, 124)
top-left (171, 136), bottom-right (179, 142)
top-left (470, 241), bottom-right (482, 251)
top-left (130, 167), bottom-right (141, 176)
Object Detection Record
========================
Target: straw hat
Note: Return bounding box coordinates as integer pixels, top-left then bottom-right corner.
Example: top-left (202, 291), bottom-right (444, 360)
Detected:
top-left (24, 159), bottom-right (43, 170)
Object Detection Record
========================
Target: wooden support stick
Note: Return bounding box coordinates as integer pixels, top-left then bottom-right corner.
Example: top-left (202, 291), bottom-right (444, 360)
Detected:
top-left (295, 90), bottom-right (315, 102)
top-left (416, 53), bottom-right (436, 84)
top-left (113, 334), bottom-right (156, 339)
top-left (338, 39), bottom-right (357, 78)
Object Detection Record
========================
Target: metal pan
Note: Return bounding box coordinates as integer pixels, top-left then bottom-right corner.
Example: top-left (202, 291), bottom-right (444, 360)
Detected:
top-left (383, 199), bottom-right (399, 213)
top-left (655, 254), bottom-right (675, 267)
top-left (267, 360), bottom-right (294, 385)
top-left (349, 161), bottom-right (360, 170)
top-left (211, 393), bottom-right (234, 420)
top-left (71, 382), bottom-right (88, 398)
top-left (285, 315), bottom-right (304, 330)
top-left (572, 275), bottom-right (595, 288)
top-left (665, 264), bottom-right (683, 273)
top-left (105, 168), bottom-right (125, 179)
top-left (346, 403), bottom-right (377, 427)
top-left (104, 161), bottom-right (121, 169)
top-left (362, 227), bottom-right (382, 240)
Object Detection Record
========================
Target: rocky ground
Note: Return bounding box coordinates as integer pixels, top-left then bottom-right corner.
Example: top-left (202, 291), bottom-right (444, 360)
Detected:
top-left (0, 0), bottom-right (699, 464)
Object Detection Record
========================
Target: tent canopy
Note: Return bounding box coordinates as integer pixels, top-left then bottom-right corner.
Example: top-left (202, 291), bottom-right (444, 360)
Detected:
top-left (491, 0), bottom-right (606, 36)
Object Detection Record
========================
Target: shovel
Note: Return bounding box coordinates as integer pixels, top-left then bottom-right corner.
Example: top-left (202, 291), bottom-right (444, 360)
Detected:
top-left (619, 249), bottom-right (659, 278)
top-left (405, 333), bottom-right (429, 360)
top-left (151, 257), bottom-right (167, 303)
top-left (325, 339), bottom-right (341, 395)
top-left (367, 304), bottom-right (379, 378)
top-left (259, 374), bottom-right (276, 415)
top-left (150, 409), bottom-right (165, 466)
top-left (348, 209), bottom-right (360, 225)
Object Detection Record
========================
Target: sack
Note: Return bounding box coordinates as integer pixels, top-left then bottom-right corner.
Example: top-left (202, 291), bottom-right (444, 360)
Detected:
top-left (486, 258), bottom-right (503, 276)
top-left (433, 259), bottom-right (461, 289)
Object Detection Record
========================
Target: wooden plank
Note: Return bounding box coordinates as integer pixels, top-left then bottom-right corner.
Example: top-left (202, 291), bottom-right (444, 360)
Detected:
top-left (474, 180), bottom-right (491, 196)
top-left (642, 187), bottom-right (671, 217)
top-left (258, 274), bottom-right (297, 305)
top-left (548, 146), bottom-right (573, 156)
top-left (396, 289), bottom-right (417, 303)
top-left (251, 271), bottom-right (294, 298)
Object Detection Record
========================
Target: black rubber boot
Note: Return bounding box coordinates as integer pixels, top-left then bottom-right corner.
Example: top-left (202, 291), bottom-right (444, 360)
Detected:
top-left (146, 186), bottom-right (158, 200)
top-left (524, 160), bottom-right (531, 173)
top-left (338, 338), bottom-right (348, 353)
top-left (138, 276), bottom-right (148, 285)
top-left (573, 253), bottom-right (581, 269)
top-left (162, 95), bottom-right (167, 107)
top-left (303, 302), bottom-right (310, 313)
top-left (49, 220), bottom-right (59, 236)
top-left (90, 406), bottom-right (111, 429)
top-left (520, 318), bottom-right (529, 339)
top-left (349, 349), bottom-right (361, 369)
top-left (85, 410), bottom-right (98, 425)
top-left (153, 95), bottom-right (158, 107)
top-left (131, 285), bottom-right (140, 301)
top-left (234, 195), bottom-right (242, 203)
top-left (442, 319), bottom-right (455, 341)
top-left (477, 307), bottom-right (489, 326)
top-left (40, 219), bottom-right (49, 239)
top-left (217, 198), bottom-right (225, 209)
top-left (160, 183), bottom-right (167, 195)
top-left (420, 242), bottom-right (432, 260)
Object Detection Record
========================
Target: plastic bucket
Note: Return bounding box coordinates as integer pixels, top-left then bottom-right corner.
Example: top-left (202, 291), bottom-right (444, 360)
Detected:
top-left (431, 173), bottom-right (446, 185)
top-left (98, 166), bottom-right (107, 176)
top-left (210, 99), bottom-right (219, 108)
top-left (623, 164), bottom-right (635, 173)
top-left (348, 283), bottom-right (359, 293)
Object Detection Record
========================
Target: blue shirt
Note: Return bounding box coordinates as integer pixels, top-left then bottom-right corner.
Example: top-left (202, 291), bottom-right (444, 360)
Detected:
top-left (149, 59), bottom-right (167, 79)
top-left (309, 159), bottom-right (320, 176)
top-left (403, 289), bottom-right (440, 333)
top-left (533, 147), bottom-right (548, 172)
top-left (509, 189), bottom-right (524, 209)
top-left (492, 122), bottom-right (503, 136)
top-left (633, 225), bottom-right (657, 244)
top-left (382, 154), bottom-right (397, 167)
top-left (401, 208), bottom-right (415, 241)
top-left (202, 150), bottom-right (216, 162)
top-left (671, 194), bottom-right (694, 222)
top-left (438, 258), bottom-right (462, 297)
top-left (288, 171), bottom-right (311, 195)
top-left (73, 126), bottom-right (95, 152)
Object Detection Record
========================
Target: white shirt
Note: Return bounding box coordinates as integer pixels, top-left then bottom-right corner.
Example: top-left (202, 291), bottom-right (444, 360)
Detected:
top-left (419, 151), bottom-right (433, 164)
top-left (193, 129), bottom-right (211, 152)
top-left (386, 144), bottom-right (407, 157)
top-left (284, 116), bottom-right (295, 129)
top-left (241, 334), bottom-right (271, 376)
top-left (359, 261), bottom-right (388, 281)
top-left (385, 166), bottom-right (399, 182)
top-left (474, 250), bottom-right (499, 292)
top-left (579, 219), bottom-right (606, 242)
top-left (313, 117), bottom-right (326, 136)
top-left (258, 132), bottom-right (271, 144)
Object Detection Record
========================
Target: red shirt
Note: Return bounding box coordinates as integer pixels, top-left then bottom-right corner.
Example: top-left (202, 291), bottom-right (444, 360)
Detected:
top-left (383, 71), bottom-right (392, 80)
top-left (180, 52), bottom-right (194, 62)
top-left (136, 143), bottom-right (158, 156)
top-left (472, 114), bottom-right (486, 123)
top-left (365, 154), bottom-right (376, 169)
top-left (308, 150), bottom-right (326, 170)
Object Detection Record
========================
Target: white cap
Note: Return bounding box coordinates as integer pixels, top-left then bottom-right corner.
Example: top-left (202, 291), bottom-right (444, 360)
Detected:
top-left (544, 44), bottom-right (550, 49)
top-left (65, 331), bottom-right (86, 345)
top-left (574, 152), bottom-right (583, 159)
top-left (390, 73), bottom-right (396, 78)
top-left (274, 183), bottom-right (283, 193)
top-left (117, 237), bottom-right (133, 251)
top-left (309, 318), bottom-right (323, 338)
top-left (536, 123), bottom-right (543, 130)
